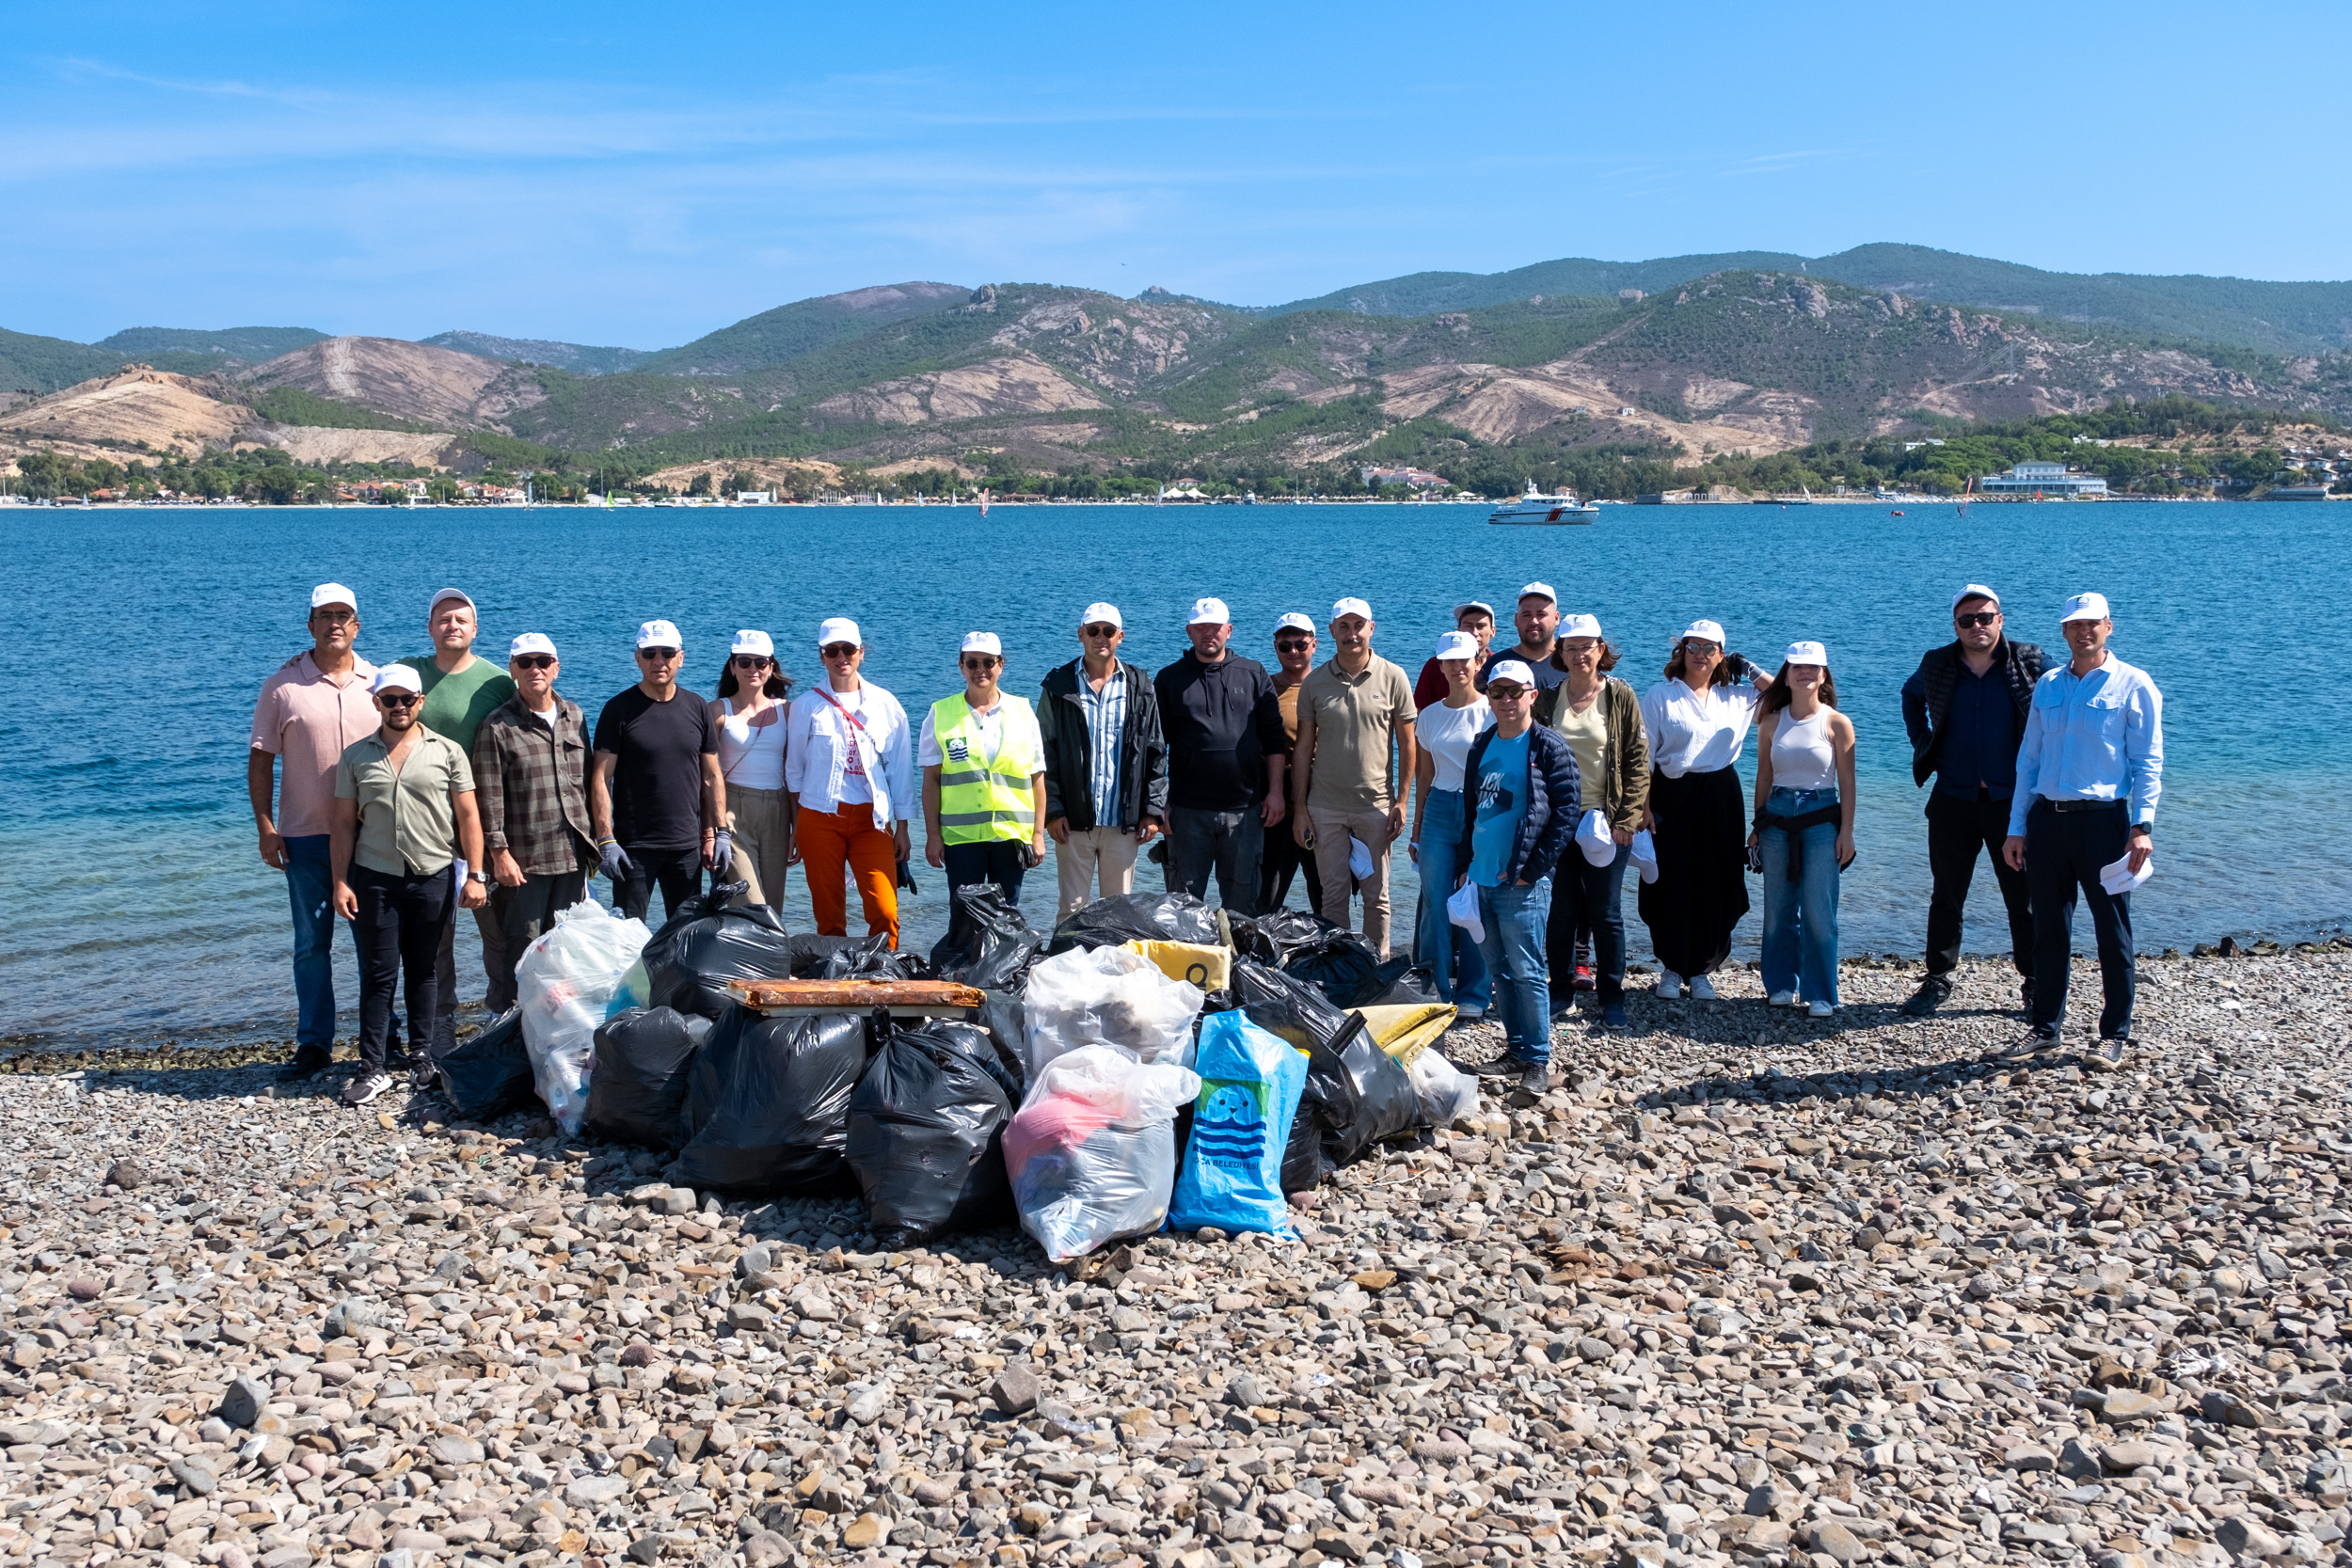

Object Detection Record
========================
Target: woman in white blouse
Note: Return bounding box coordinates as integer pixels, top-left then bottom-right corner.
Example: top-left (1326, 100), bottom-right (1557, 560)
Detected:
top-left (1637, 619), bottom-right (1772, 999)
top-left (706, 630), bottom-right (794, 918)
top-left (783, 617), bottom-right (915, 947)
top-left (1406, 631), bottom-right (1493, 1018)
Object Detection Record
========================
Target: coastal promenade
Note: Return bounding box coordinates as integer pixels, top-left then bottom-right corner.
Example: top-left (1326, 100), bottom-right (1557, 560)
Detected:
top-left (0, 950), bottom-right (2345, 1568)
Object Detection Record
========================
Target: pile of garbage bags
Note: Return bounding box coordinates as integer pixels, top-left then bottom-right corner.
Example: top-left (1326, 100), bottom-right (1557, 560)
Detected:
top-left (467, 888), bottom-right (1476, 1263)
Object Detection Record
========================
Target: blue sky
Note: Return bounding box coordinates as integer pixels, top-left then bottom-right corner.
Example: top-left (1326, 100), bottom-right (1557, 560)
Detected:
top-left (8, 0), bottom-right (2345, 349)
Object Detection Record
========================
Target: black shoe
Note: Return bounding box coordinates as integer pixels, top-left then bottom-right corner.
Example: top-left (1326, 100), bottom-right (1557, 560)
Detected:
top-left (2002, 1024), bottom-right (2061, 1059)
top-left (1515, 1061), bottom-right (1551, 1096)
top-left (1458, 1054), bottom-right (1525, 1080)
top-left (277, 1050), bottom-right (331, 1083)
top-left (1600, 1002), bottom-right (1629, 1029)
top-left (1899, 975), bottom-right (1953, 1017)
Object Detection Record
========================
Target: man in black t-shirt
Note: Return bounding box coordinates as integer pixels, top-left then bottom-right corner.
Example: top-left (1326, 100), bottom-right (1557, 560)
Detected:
top-left (590, 619), bottom-right (727, 925)
top-left (1478, 581), bottom-right (1571, 694)
top-left (1152, 595), bottom-right (1288, 914)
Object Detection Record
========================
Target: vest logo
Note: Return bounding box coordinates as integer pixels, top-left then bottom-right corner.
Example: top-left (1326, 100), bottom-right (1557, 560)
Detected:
top-left (946, 736), bottom-right (970, 764)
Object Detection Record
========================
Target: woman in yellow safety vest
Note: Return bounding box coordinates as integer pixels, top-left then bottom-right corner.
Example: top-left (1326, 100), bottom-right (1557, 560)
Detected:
top-left (920, 631), bottom-right (1049, 951)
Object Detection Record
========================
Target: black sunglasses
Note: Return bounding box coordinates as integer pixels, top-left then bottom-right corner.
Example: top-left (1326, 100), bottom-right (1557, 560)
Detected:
top-left (377, 691), bottom-right (421, 707)
top-left (731, 655), bottom-right (772, 669)
top-left (639, 646), bottom-right (679, 660)
top-left (961, 657), bottom-right (1002, 670)
top-left (1954, 611), bottom-right (1999, 627)
top-left (821, 643), bottom-right (858, 657)
top-left (1082, 626), bottom-right (1120, 639)
top-left (513, 655), bottom-right (555, 670)
top-left (1275, 636), bottom-right (1312, 648)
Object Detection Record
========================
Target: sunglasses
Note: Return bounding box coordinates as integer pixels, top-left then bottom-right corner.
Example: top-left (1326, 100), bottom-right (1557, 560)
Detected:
top-left (821, 643), bottom-right (858, 658)
top-left (1487, 686), bottom-right (1529, 700)
top-left (1275, 636), bottom-right (1312, 649)
top-left (731, 655), bottom-right (772, 669)
top-left (377, 691), bottom-right (421, 708)
top-left (314, 610), bottom-right (357, 626)
top-left (1082, 626), bottom-right (1120, 639)
top-left (513, 655), bottom-right (555, 671)
top-left (961, 657), bottom-right (1002, 671)
top-left (1954, 612), bottom-right (1999, 627)
top-left (1682, 641), bottom-right (1722, 657)
top-left (639, 647), bottom-right (679, 661)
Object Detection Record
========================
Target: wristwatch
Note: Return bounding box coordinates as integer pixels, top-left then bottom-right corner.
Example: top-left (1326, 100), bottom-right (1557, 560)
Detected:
top-left (468, 870), bottom-right (490, 884)
top-left (2127, 824), bottom-right (2152, 840)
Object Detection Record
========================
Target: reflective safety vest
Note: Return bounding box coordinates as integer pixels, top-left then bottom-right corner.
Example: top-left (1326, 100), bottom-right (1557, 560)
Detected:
top-left (930, 692), bottom-right (1038, 846)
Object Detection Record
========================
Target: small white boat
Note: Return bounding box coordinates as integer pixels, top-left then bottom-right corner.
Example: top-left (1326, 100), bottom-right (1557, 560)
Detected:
top-left (1487, 483), bottom-right (1597, 525)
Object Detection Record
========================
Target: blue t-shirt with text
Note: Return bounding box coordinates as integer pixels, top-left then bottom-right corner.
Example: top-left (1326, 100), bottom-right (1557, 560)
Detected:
top-left (1469, 730), bottom-right (1530, 886)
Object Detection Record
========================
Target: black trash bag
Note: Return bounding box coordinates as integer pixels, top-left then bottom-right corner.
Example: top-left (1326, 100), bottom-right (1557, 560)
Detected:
top-left (1198, 988), bottom-right (1236, 1015)
top-left (785, 933), bottom-right (857, 976)
top-left (846, 1020), bottom-right (1017, 1248)
top-left (583, 1006), bottom-right (712, 1148)
top-left (672, 1006), bottom-right (869, 1194)
top-left (1367, 958), bottom-right (1441, 1006)
top-left (1230, 908), bottom-right (1333, 966)
top-left (1232, 958), bottom-right (1353, 1053)
top-left (1281, 925), bottom-right (1385, 1009)
top-left (1281, 1014), bottom-right (1422, 1190)
top-left (929, 885), bottom-right (1046, 992)
top-left (820, 931), bottom-right (930, 981)
top-left (976, 991), bottom-right (1029, 1099)
top-left (437, 1006), bottom-right (533, 1120)
top-left (639, 893), bottom-right (800, 1021)
top-left (1046, 890), bottom-right (1220, 954)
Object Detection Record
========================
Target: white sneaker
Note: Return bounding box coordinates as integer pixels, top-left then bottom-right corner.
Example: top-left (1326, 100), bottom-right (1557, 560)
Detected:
top-left (1688, 974), bottom-right (1717, 1001)
top-left (1808, 1001), bottom-right (1835, 1020)
top-left (1656, 971), bottom-right (1682, 1000)
top-left (1768, 990), bottom-right (1795, 1007)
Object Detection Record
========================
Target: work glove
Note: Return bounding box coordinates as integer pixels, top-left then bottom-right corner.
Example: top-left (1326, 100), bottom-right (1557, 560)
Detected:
top-left (708, 829), bottom-right (734, 879)
top-left (597, 838), bottom-right (634, 883)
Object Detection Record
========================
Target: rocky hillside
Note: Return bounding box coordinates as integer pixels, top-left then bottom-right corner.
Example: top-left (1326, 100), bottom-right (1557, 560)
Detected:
top-left (235, 337), bottom-right (545, 433)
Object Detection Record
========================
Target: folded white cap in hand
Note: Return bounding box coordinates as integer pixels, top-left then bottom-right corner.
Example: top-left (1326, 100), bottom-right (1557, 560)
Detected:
top-left (1446, 879), bottom-right (1486, 944)
top-left (1577, 808), bottom-right (1615, 866)
top-left (1629, 830), bottom-right (1660, 884)
top-left (1347, 835), bottom-right (1375, 881)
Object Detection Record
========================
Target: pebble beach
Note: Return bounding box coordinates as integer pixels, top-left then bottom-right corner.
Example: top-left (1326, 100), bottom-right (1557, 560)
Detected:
top-left (2, 949), bottom-right (2348, 1568)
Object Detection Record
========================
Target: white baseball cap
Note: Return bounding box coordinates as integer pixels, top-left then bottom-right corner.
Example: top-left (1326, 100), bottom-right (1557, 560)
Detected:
top-left (1678, 619), bottom-right (1727, 646)
top-left (429, 587), bottom-right (475, 615)
top-left (817, 616), bottom-right (863, 648)
top-left (1784, 640), bottom-right (1830, 667)
top-left (961, 631), bottom-right (1004, 657)
top-left (731, 629), bottom-right (775, 658)
top-left (1559, 613), bottom-right (1603, 640)
top-left (1275, 612), bottom-right (1316, 636)
top-left (1454, 599), bottom-right (1496, 622)
top-left (1081, 602), bottom-right (1124, 630)
top-left (371, 664), bottom-right (423, 695)
top-left (509, 632), bottom-right (558, 660)
top-left (310, 582), bottom-right (358, 612)
top-left (1952, 583), bottom-right (2001, 610)
top-left (1187, 596), bottom-right (1232, 626)
top-left (1518, 581), bottom-right (1558, 605)
top-left (2060, 592), bottom-right (2112, 623)
top-left (1486, 658), bottom-right (1536, 689)
top-left (1434, 630), bottom-right (1479, 660)
top-left (636, 619), bottom-right (684, 650)
top-left (1330, 596), bottom-right (1373, 623)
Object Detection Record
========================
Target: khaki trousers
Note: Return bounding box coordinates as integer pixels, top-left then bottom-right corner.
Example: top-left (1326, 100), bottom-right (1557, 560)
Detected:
top-left (725, 784), bottom-right (796, 916)
top-left (1309, 803), bottom-right (1397, 958)
top-left (1056, 825), bottom-right (1141, 916)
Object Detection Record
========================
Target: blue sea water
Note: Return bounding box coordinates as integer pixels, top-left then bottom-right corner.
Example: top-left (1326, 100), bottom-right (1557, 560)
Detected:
top-left (3, 498), bottom-right (2346, 1048)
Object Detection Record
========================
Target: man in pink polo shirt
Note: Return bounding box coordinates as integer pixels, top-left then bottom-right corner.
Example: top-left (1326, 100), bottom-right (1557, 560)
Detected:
top-left (250, 582), bottom-right (379, 1082)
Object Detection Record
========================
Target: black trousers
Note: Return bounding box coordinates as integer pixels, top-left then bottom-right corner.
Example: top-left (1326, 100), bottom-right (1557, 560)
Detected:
top-left (1637, 766), bottom-right (1749, 978)
top-left (943, 839), bottom-right (1028, 950)
top-left (1923, 789), bottom-right (2037, 979)
top-left (487, 866), bottom-right (588, 1011)
top-left (1256, 816), bottom-right (1325, 913)
top-left (349, 863), bottom-right (455, 1074)
top-left (2025, 800), bottom-right (2136, 1037)
top-left (1549, 841), bottom-right (1632, 1004)
top-left (615, 846), bottom-right (701, 927)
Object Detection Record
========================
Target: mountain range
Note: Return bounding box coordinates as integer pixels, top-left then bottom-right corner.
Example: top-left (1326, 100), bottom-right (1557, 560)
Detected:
top-left (4, 244), bottom-right (2345, 485)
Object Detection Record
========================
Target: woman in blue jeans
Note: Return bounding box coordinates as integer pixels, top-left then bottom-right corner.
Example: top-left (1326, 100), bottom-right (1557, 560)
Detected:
top-left (1407, 632), bottom-right (1492, 1016)
top-left (1748, 641), bottom-right (1857, 1018)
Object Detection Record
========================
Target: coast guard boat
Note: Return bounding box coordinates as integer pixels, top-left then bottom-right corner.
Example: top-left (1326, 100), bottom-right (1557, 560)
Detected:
top-left (1486, 483), bottom-right (1598, 525)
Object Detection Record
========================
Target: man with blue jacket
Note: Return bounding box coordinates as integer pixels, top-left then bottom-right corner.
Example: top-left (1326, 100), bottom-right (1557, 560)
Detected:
top-left (1450, 659), bottom-right (1581, 1096)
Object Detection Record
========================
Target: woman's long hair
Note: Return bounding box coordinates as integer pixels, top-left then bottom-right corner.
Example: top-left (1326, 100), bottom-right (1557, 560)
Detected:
top-left (1760, 660), bottom-right (1837, 713)
top-left (1550, 638), bottom-right (1621, 674)
top-left (1663, 640), bottom-right (1734, 687)
top-left (718, 657), bottom-right (793, 700)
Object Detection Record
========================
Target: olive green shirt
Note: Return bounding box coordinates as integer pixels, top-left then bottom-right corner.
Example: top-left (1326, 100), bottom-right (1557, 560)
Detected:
top-left (398, 655), bottom-right (517, 753)
top-left (335, 729), bottom-right (476, 876)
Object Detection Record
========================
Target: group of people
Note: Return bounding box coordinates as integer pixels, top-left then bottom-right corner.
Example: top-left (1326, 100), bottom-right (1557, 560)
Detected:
top-left (246, 576), bottom-right (2162, 1106)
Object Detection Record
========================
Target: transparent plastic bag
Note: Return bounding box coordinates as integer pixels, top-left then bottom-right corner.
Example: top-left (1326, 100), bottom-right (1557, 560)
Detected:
top-left (1020, 944), bottom-right (1204, 1075)
top-left (1001, 1044), bottom-right (1201, 1263)
top-left (515, 896), bottom-right (653, 1133)
top-left (1408, 1046), bottom-right (1480, 1130)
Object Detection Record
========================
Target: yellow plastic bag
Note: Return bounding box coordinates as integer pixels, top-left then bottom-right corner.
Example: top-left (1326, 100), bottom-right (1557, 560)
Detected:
top-left (1121, 939), bottom-right (1232, 994)
top-left (1353, 1002), bottom-right (1457, 1066)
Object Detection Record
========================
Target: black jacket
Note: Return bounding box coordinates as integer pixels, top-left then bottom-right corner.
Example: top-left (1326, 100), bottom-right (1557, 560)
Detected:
top-left (1453, 724), bottom-right (1581, 888)
top-left (1900, 638), bottom-right (2046, 786)
top-left (1039, 658), bottom-right (1168, 832)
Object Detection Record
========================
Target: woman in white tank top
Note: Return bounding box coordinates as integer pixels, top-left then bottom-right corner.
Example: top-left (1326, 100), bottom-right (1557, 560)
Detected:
top-left (1749, 641), bottom-right (1857, 1016)
top-left (707, 630), bottom-right (794, 919)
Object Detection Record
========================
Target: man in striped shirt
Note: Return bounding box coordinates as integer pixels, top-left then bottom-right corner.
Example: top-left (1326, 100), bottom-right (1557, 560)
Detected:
top-left (1040, 602), bottom-right (1168, 916)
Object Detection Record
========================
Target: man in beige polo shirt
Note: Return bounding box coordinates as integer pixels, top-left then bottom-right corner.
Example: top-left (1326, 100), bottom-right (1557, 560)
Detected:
top-left (1290, 596), bottom-right (1419, 957)
top-left (249, 582), bottom-right (380, 1083)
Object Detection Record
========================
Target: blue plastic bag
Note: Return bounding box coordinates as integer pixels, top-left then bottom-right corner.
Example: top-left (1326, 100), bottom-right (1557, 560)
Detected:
top-left (1168, 1011), bottom-right (1308, 1239)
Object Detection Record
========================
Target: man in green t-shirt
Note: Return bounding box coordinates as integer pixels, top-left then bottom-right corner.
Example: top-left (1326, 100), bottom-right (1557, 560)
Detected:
top-left (400, 587), bottom-right (518, 1075)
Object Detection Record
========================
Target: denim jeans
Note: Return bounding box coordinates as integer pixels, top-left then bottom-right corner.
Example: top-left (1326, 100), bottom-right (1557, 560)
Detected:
top-left (1472, 876), bottom-right (1552, 1062)
top-left (1549, 839), bottom-right (1630, 1004)
top-left (283, 833), bottom-right (339, 1056)
top-left (1759, 786), bottom-right (1841, 1005)
top-left (1410, 790), bottom-right (1489, 1011)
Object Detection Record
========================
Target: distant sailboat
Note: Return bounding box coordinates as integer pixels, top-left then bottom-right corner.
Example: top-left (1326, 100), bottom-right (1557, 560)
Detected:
top-left (979, 487), bottom-right (990, 518)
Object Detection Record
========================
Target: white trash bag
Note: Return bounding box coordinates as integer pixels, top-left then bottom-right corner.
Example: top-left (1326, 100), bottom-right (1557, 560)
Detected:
top-left (1021, 943), bottom-right (1204, 1074)
top-left (1002, 1044), bottom-right (1202, 1263)
top-left (1409, 1046), bottom-right (1481, 1130)
top-left (515, 895), bottom-right (653, 1132)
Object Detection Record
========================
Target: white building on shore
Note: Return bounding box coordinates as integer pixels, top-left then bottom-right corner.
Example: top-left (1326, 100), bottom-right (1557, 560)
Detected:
top-left (1976, 460), bottom-right (2108, 497)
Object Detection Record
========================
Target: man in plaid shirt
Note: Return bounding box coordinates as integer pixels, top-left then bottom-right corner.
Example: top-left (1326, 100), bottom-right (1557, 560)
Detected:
top-left (470, 633), bottom-right (596, 1010)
